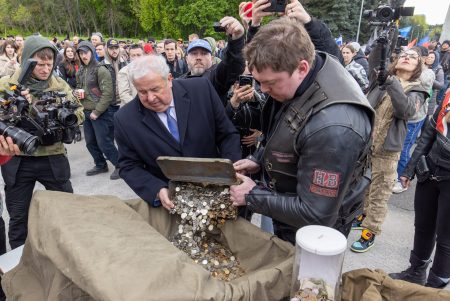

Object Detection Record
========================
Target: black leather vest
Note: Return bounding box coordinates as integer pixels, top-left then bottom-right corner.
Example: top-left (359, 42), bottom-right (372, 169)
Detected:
top-left (262, 54), bottom-right (374, 193)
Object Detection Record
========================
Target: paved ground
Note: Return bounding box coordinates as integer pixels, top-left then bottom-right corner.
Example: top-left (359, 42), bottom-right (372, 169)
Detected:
top-left (1, 139), bottom-right (448, 290)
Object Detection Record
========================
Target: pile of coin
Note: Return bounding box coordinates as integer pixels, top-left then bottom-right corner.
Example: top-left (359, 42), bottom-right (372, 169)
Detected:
top-left (169, 182), bottom-right (244, 281)
top-left (291, 278), bottom-right (335, 301)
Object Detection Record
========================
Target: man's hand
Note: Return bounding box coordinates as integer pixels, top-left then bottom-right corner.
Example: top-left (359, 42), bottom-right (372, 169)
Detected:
top-left (234, 158), bottom-right (261, 175)
top-left (90, 112), bottom-right (98, 120)
top-left (238, 2), bottom-right (252, 29)
top-left (230, 173), bottom-right (256, 206)
top-left (399, 176), bottom-right (411, 189)
top-left (241, 129), bottom-right (262, 146)
top-left (285, 0), bottom-right (312, 24)
top-left (0, 135), bottom-right (20, 156)
top-left (230, 83), bottom-right (254, 108)
top-left (220, 16), bottom-right (245, 40)
top-left (158, 187), bottom-right (175, 210)
top-left (20, 89), bottom-right (32, 103)
top-left (251, 0), bottom-right (274, 26)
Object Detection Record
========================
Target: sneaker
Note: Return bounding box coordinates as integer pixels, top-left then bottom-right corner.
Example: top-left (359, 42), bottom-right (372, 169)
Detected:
top-left (351, 214), bottom-right (365, 230)
top-left (392, 181), bottom-right (407, 194)
top-left (110, 167), bottom-right (121, 180)
top-left (350, 229), bottom-right (375, 253)
top-left (86, 165), bottom-right (109, 176)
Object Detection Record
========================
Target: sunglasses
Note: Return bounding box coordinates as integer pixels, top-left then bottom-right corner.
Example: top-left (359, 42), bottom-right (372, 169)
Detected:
top-left (399, 52), bottom-right (419, 59)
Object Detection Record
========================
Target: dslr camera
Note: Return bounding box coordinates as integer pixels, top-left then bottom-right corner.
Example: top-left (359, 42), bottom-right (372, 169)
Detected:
top-left (364, 5), bottom-right (414, 25)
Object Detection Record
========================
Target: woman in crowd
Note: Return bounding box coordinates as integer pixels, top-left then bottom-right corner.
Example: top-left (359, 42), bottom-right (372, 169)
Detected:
top-left (425, 51), bottom-right (445, 115)
top-left (58, 45), bottom-right (80, 89)
top-left (341, 44), bottom-right (369, 93)
top-left (389, 90), bottom-right (450, 289)
top-left (0, 40), bottom-right (19, 78)
top-left (350, 47), bottom-right (428, 252)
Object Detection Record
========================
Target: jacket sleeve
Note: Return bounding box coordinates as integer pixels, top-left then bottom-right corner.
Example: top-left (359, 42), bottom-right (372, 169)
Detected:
top-left (114, 114), bottom-right (168, 204)
top-left (58, 63), bottom-right (68, 81)
top-left (246, 124), bottom-right (368, 228)
top-left (433, 67), bottom-right (445, 90)
top-left (117, 68), bottom-right (135, 104)
top-left (94, 66), bottom-right (114, 116)
top-left (385, 76), bottom-right (423, 120)
top-left (304, 18), bottom-right (343, 63)
top-left (212, 36), bottom-right (245, 101)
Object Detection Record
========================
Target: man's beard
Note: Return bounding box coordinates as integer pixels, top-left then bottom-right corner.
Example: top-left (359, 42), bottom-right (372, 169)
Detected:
top-left (190, 67), bottom-right (206, 76)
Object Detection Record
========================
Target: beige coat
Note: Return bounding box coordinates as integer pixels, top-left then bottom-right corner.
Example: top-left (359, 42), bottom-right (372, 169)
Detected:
top-left (117, 64), bottom-right (137, 105)
top-left (0, 54), bottom-right (19, 78)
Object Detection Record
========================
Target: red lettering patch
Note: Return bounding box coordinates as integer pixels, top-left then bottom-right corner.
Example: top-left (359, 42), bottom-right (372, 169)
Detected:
top-left (310, 169), bottom-right (340, 198)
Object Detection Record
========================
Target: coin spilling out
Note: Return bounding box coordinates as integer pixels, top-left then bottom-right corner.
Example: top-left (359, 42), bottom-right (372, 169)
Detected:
top-left (169, 182), bottom-right (244, 281)
top-left (291, 278), bottom-right (335, 301)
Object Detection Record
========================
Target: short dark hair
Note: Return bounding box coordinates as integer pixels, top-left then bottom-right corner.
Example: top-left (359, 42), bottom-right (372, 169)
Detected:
top-left (32, 48), bottom-right (54, 60)
top-left (164, 39), bottom-right (177, 49)
top-left (129, 44), bottom-right (143, 51)
top-left (95, 42), bottom-right (105, 48)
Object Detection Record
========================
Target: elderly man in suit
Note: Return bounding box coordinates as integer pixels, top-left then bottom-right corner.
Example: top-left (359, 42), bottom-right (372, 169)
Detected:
top-left (114, 55), bottom-right (241, 210)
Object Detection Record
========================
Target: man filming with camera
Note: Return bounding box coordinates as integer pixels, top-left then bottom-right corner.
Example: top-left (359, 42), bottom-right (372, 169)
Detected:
top-left (0, 36), bottom-right (84, 249)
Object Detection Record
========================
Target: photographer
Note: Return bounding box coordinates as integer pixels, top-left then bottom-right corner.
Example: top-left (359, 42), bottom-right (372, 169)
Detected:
top-left (226, 73), bottom-right (265, 158)
top-left (350, 47), bottom-right (428, 253)
top-left (181, 16), bottom-right (246, 105)
top-left (242, 0), bottom-right (343, 63)
top-left (0, 36), bottom-right (84, 249)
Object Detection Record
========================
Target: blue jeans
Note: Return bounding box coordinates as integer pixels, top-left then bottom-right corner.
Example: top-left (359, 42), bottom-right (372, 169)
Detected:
top-left (83, 107), bottom-right (119, 168)
top-left (397, 119), bottom-right (426, 178)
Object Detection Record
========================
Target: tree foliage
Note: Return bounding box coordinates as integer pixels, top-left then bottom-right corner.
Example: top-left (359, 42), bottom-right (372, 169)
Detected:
top-left (0, 0), bottom-right (444, 43)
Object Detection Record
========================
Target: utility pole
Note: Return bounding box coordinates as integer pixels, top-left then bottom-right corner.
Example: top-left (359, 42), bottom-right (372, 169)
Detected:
top-left (356, 0), bottom-right (365, 43)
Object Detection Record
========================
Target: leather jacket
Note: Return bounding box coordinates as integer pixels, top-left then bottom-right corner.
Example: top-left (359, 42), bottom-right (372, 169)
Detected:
top-left (404, 96), bottom-right (450, 180)
top-left (245, 53), bottom-right (374, 242)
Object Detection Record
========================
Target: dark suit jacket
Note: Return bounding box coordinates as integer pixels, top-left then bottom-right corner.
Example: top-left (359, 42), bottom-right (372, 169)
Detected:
top-left (114, 77), bottom-right (241, 204)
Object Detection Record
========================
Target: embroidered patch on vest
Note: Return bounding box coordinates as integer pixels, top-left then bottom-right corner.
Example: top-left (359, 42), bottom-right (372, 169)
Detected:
top-left (310, 169), bottom-right (340, 197)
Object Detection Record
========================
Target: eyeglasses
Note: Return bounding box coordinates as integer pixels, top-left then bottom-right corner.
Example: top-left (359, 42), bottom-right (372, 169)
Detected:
top-left (399, 52), bottom-right (419, 60)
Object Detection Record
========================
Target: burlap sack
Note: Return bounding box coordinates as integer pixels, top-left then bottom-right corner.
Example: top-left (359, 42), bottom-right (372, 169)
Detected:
top-left (1, 191), bottom-right (295, 301)
top-left (341, 268), bottom-right (450, 301)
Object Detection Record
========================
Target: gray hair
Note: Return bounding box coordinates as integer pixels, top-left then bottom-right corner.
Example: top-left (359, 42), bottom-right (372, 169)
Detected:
top-left (128, 55), bottom-right (170, 83)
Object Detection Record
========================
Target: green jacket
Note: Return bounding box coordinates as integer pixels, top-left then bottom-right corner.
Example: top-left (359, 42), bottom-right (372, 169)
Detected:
top-left (0, 71), bottom-right (84, 156)
top-left (75, 41), bottom-right (114, 116)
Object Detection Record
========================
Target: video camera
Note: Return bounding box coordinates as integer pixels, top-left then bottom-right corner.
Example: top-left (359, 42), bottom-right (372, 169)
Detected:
top-left (365, 2), bottom-right (414, 86)
top-left (0, 59), bottom-right (81, 155)
top-left (364, 5), bottom-right (414, 26)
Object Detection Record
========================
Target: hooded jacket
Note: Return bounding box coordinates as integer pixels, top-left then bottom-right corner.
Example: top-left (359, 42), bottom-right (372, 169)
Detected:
top-left (0, 35), bottom-right (84, 156)
top-left (76, 41), bottom-right (114, 116)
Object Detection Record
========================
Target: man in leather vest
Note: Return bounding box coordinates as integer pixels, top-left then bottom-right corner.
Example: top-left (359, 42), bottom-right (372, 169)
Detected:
top-left (230, 17), bottom-right (374, 244)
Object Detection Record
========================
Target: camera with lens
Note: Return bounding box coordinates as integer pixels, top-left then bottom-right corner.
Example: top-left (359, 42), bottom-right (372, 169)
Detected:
top-left (364, 5), bottom-right (414, 25)
top-left (0, 59), bottom-right (81, 154)
top-left (213, 22), bottom-right (226, 33)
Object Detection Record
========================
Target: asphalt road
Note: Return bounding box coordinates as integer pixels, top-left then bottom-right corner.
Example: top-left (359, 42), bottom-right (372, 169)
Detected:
top-left (1, 138), bottom-right (448, 291)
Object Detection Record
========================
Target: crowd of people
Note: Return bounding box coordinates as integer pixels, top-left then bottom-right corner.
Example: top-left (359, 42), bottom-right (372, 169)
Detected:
top-left (0, 0), bottom-right (448, 294)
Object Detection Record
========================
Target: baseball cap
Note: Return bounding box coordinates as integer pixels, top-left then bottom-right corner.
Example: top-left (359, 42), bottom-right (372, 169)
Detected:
top-left (187, 39), bottom-right (212, 53)
top-left (107, 38), bottom-right (119, 48)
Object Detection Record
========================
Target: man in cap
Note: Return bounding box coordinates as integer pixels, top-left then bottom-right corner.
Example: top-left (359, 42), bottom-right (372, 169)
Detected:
top-left (103, 38), bottom-right (128, 108)
top-left (181, 16), bottom-right (245, 105)
top-left (75, 41), bottom-right (120, 180)
top-left (0, 35), bottom-right (84, 248)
